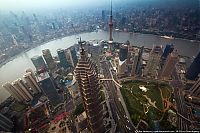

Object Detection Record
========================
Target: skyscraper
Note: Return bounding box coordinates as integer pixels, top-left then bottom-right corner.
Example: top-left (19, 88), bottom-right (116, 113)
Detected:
top-left (74, 44), bottom-right (105, 133)
top-left (144, 46), bottom-right (162, 78)
top-left (3, 79), bottom-right (33, 102)
top-left (57, 49), bottom-right (69, 69)
top-left (23, 71), bottom-right (41, 95)
top-left (26, 69), bottom-right (35, 79)
top-left (135, 46), bottom-right (144, 75)
top-left (102, 10), bottom-right (106, 21)
top-left (2, 83), bottom-right (23, 102)
top-left (70, 47), bottom-right (78, 67)
top-left (0, 113), bottom-right (13, 132)
top-left (118, 59), bottom-right (127, 77)
top-left (159, 52), bottom-right (179, 79)
top-left (31, 55), bottom-right (46, 70)
top-left (120, 17), bottom-right (126, 26)
top-left (131, 49), bottom-right (139, 76)
top-left (186, 52), bottom-right (200, 80)
top-left (11, 34), bottom-right (18, 46)
top-left (36, 71), bottom-right (61, 107)
top-left (119, 44), bottom-right (128, 61)
top-left (42, 49), bottom-right (56, 71)
top-left (65, 48), bottom-right (75, 67)
top-left (189, 77), bottom-right (200, 97)
top-left (161, 44), bottom-right (174, 59)
top-left (12, 79), bottom-right (33, 101)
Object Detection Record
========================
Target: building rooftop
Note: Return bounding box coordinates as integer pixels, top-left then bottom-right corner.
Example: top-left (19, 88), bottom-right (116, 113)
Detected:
top-left (42, 49), bottom-right (51, 55)
top-left (31, 55), bottom-right (42, 60)
top-left (36, 72), bottom-right (50, 82)
top-left (93, 43), bottom-right (100, 46)
top-left (153, 46), bottom-right (162, 53)
top-left (179, 58), bottom-right (186, 64)
top-left (57, 48), bottom-right (64, 52)
top-left (119, 59), bottom-right (126, 66)
top-left (108, 41), bottom-right (113, 44)
top-left (77, 111), bottom-right (87, 122)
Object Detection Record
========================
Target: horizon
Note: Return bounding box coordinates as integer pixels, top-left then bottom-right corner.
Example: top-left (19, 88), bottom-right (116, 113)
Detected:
top-left (0, 0), bottom-right (199, 12)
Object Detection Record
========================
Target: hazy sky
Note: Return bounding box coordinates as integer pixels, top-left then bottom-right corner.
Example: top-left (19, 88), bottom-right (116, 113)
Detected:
top-left (0, 0), bottom-right (198, 11)
top-left (0, 0), bottom-right (118, 11)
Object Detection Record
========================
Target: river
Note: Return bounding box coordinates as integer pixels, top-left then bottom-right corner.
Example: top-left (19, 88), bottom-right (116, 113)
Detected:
top-left (0, 30), bottom-right (199, 103)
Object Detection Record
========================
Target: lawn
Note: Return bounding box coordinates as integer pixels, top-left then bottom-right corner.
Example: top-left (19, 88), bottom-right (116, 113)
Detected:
top-left (159, 84), bottom-right (172, 99)
top-left (100, 90), bottom-right (106, 102)
top-left (121, 88), bottom-right (145, 125)
top-left (120, 80), bottom-right (174, 129)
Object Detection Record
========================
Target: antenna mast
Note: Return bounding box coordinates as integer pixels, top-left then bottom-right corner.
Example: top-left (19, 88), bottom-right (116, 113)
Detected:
top-left (109, 0), bottom-right (113, 42)
top-left (72, 24), bottom-right (84, 53)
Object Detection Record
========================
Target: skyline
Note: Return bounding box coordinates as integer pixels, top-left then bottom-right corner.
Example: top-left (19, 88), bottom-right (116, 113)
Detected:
top-left (0, 0), bottom-right (200, 132)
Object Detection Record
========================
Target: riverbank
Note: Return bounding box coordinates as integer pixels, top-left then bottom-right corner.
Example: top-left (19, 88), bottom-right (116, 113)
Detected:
top-left (1, 30), bottom-right (199, 69)
top-left (1, 29), bottom-right (200, 69)
top-left (132, 30), bottom-right (200, 42)
top-left (0, 31), bottom-right (88, 69)
top-left (114, 29), bottom-right (200, 43)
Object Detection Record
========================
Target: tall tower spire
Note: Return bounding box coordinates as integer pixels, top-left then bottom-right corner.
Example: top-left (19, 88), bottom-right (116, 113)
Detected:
top-left (109, 0), bottom-right (113, 42)
top-left (78, 37), bottom-right (85, 56)
top-left (75, 40), bottom-right (105, 133)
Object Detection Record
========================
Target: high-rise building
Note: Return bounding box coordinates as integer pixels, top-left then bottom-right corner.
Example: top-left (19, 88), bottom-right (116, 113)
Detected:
top-left (159, 52), bottom-right (179, 79)
top-left (65, 48), bottom-right (75, 67)
top-left (57, 49), bottom-right (69, 69)
top-left (2, 83), bottom-right (23, 102)
top-left (126, 45), bottom-right (134, 65)
top-left (0, 113), bottom-right (13, 132)
top-left (135, 46), bottom-right (144, 76)
top-left (23, 72), bottom-right (41, 95)
top-left (31, 55), bottom-right (46, 70)
top-left (118, 59), bottom-right (127, 77)
top-left (119, 44), bottom-right (128, 61)
top-left (189, 78), bottom-right (200, 97)
top-left (52, 22), bottom-right (56, 30)
top-left (26, 69), bottom-right (35, 79)
top-left (120, 17), bottom-right (126, 26)
top-left (131, 49), bottom-right (139, 76)
top-left (70, 47), bottom-right (78, 66)
top-left (42, 49), bottom-right (56, 71)
top-left (36, 71), bottom-right (61, 107)
top-left (161, 44), bottom-right (174, 59)
top-left (74, 46), bottom-right (105, 133)
top-left (11, 34), bottom-right (18, 46)
top-left (144, 46), bottom-right (162, 78)
top-left (102, 10), bottom-right (105, 21)
top-left (12, 79), bottom-right (33, 101)
top-left (186, 52), bottom-right (200, 80)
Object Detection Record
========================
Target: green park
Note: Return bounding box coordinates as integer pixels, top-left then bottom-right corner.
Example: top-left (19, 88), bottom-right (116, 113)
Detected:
top-left (120, 80), bottom-right (177, 130)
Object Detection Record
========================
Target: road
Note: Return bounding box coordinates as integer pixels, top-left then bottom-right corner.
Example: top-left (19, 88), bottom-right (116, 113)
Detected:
top-left (170, 66), bottom-right (189, 131)
top-left (100, 60), bottom-right (137, 133)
